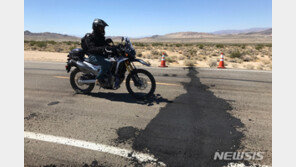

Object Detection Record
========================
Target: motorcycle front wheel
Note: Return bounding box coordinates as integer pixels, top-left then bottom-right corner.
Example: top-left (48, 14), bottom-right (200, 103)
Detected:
top-left (126, 69), bottom-right (156, 99)
top-left (70, 68), bottom-right (95, 94)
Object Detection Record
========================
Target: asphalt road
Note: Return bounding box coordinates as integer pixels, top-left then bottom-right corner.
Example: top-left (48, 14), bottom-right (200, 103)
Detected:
top-left (24, 61), bottom-right (272, 167)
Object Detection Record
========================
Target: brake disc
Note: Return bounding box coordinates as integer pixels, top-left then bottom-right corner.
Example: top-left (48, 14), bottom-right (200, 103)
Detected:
top-left (136, 78), bottom-right (148, 90)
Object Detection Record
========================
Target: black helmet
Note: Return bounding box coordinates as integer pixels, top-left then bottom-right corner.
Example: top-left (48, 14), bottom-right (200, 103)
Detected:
top-left (92, 18), bottom-right (108, 30)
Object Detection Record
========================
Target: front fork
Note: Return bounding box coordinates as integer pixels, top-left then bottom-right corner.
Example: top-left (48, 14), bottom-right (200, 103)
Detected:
top-left (125, 61), bottom-right (141, 86)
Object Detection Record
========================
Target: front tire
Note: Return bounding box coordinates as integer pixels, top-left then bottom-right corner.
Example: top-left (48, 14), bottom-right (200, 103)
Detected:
top-left (126, 69), bottom-right (156, 99)
top-left (70, 68), bottom-right (95, 93)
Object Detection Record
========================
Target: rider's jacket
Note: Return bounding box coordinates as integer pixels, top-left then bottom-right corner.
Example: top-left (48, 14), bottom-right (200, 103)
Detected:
top-left (82, 32), bottom-right (108, 57)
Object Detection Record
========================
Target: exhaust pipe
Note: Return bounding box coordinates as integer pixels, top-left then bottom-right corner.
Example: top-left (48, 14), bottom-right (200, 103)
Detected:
top-left (78, 79), bottom-right (96, 84)
top-left (70, 60), bottom-right (97, 74)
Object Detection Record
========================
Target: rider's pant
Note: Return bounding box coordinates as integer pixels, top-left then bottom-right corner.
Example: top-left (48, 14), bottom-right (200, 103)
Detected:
top-left (89, 55), bottom-right (112, 80)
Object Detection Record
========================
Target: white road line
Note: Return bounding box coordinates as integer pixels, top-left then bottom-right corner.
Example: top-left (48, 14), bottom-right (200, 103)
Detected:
top-left (24, 132), bottom-right (270, 167)
top-left (24, 131), bottom-right (165, 166)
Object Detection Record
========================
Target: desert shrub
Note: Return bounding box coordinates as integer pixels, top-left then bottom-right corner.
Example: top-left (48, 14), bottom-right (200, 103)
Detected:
top-left (230, 50), bottom-right (242, 58)
top-left (261, 59), bottom-right (271, 65)
top-left (184, 49), bottom-right (197, 58)
top-left (215, 44), bottom-right (224, 48)
top-left (29, 41), bottom-right (37, 46)
top-left (197, 56), bottom-right (204, 61)
top-left (171, 55), bottom-right (177, 59)
top-left (236, 58), bottom-right (244, 64)
top-left (257, 65), bottom-right (264, 70)
top-left (241, 45), bottom-right (246, 49)
top-left (134, 42), bottom-right (145, 47)
top-left (229, 59), bottom-right (237, 63)
top-left (65, 41), bottom-right (72, 45)
top-left (54, 48), bottom-right (63, 52)
top-left (166, 56), bottom-right (177, 63)
top-left (137, 52), bottom-right (143, 57)
top-left (145, 46), bottom-right (152, 50)
top-left (152, 55), bottom-right (159, 59)
top-left (151, 50), bottom-right (160, 56)
top-left (184, 60), bottom-right (196, 66)
top-left (189, 49), bottom-right (197, 55)
top-left (242, 55), bottom-right (252, 62)
top-left (145, 55), bottom-right (151, 59)
top-left (255, 44), bottom-right (264, 50)
top-left (72, 41), bottom-right (80, 45)
top-left (199, 44), bottom-right (204, 49)
top-left (152, 43), bottom-right (163, 46)
top-left (184, 43), bottom-right (194, 47)
top-left (211, 53), bottom-right (218, 57)
top-left (36, 41), bottom-right (47, 48)
top-left (178, 55), bottom-right (185, 60)
top-left (266, 44), bottom-right (272, 47)
top-left (175, 43), bottom-right (182, 47)
top-left (47, 40), bottom-right (57, 45)
top-left (69, 46), bottom-right (76, 51)
top-left (208, 59), bottom-right (217, 67)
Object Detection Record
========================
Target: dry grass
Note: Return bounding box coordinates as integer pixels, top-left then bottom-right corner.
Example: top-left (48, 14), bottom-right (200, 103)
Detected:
top-left (184, 60), bottom-right (196, 67)
top-left (24, 41), bottom-right (272, 70)
top-left (207, 59), bottom-right (217, 68)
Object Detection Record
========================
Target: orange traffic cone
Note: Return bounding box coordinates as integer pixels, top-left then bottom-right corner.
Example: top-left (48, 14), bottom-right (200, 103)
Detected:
top-left (217, 53), bottom-right (226, 69)
top-left (159, 53), bottom-right (168, 67)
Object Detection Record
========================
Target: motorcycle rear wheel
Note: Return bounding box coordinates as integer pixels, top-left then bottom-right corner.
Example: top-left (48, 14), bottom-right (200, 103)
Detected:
top-left (70, 68), bottom-right (95, 93)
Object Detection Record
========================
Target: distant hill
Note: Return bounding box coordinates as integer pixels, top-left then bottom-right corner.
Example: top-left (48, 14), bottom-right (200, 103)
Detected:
top-left (243, 28), bottom-right (272, 35)
top-left (133, 29), bottom-right (272, 43)
top-left (25, 27), bottom-right (272, 43)
top-left (212, 28), bottom-right (270, 35)
top-left (160, 32), bottom-right (215, 38)
top-left (24, 30), bottom-right (80, 41)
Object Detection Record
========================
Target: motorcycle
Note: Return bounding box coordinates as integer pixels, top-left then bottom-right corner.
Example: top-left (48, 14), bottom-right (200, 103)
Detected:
top-left (65, 37), bottom-right (156, 99)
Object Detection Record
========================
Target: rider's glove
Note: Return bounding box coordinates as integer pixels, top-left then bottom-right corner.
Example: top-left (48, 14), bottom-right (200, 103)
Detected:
top-left (105, 46), bottom-right (117, 55)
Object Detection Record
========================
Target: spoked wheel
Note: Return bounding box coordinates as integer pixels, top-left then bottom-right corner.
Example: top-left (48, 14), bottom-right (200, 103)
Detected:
top-left (126, 69), bottom-right (156, 99)
top-left (70, 68), bottom-right (95, 93)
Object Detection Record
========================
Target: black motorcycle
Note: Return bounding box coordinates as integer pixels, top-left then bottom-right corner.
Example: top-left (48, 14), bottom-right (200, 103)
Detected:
top-left (65, 37), bottom-right (156, 99)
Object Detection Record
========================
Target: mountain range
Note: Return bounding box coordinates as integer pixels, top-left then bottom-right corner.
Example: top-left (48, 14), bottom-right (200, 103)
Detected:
top-left (212, 28), bottom-right (270, 35)
top-left (24, 28), bottom-right (272, 43)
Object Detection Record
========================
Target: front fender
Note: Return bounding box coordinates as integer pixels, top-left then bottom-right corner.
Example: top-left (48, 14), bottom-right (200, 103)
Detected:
top-left (131, 58), bottom-right (151, 66)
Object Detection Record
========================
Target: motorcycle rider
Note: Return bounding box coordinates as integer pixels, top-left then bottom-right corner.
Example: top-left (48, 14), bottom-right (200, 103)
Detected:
top-left (81, 18), bottom-right (116, 86)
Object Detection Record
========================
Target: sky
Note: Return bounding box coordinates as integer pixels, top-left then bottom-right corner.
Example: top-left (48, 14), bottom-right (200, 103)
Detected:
top-left (24, 0), bottom-right (272, 37)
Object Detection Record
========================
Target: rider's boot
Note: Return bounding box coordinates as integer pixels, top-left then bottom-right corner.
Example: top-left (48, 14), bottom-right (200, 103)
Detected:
top-left (114, 76), bottom-right (120, 89)
top-left (96, 78), bottom-right (106, 87)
